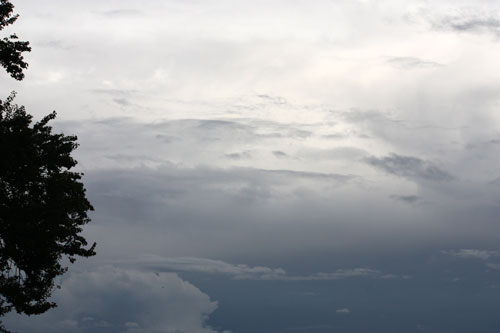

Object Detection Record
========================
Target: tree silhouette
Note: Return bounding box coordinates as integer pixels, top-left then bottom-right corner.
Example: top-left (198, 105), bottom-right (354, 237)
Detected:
top-left (0, 1), bottom-right (95, 332)
top-left (0, 0), bottom-right (31, 81)
top-left (0, 95), bottom-right (96, 331)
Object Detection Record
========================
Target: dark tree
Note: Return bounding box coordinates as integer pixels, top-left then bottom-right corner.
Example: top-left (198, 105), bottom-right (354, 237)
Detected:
top-left (0, 2), bottom-right (95, 331)
top-left (0, 93), bottom-right (96, 331)
top-left (0, 0), bottom-right (31, 80)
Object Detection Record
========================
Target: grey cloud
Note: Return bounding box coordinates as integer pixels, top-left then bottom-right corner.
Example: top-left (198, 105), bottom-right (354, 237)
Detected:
top-left (196, 119), bottom-right (247, 130)
top-left (154, 134), bottom-right (179, 143)
top-left (256, 94), bottom-right (288, 105)
top-left (90, 90), bottom-right (138, 107)
top-left (301, 146), bottom-right (368, 161)
top-left (113, 98), bottom-right (131, 106)
top-left (86, 165), bottom-right (357, 215)
top-left (224, 151), bottom-right (252, 160)
top-left (102, 9), bottom-right (143, 17)
top-left (272, 150), bottom-right (288, 158)
top-left (432, 13), bottom-right (500, 36)
top-left (289, 128), bottom-right (312, 138)
top-left (386, 57), bottom-right (443, 69)
top-left (486, 263), bottom-right (500, 270)
top-left (366, 153), bottom-right (454, 182)
top-left (442, 249), bottom-right (499, 260)
top-left (79, 162), bottom-right (500, 270)
top-left (37, 40), bottom-right (74, 50)
top-left (57, 116), bottom-right (317, 171)
top-left (90, 89), bottom-right (138, 97)
top-left (336, 308), bottom-right (350, 315)
top-left (150, 118), bottom-right (290, 142)
top-left (225, 151), bottom-right (252, 160)
top-left (322, 133), bottom-right (347, 140)
top-left (390, 195), bottom-right (421, 204)
top-left (287, 268), bottom-right (380, 281)
top-left (259, 168), bottom-right (356, 182)
top-left (340, 109), bottom-right (400, 125)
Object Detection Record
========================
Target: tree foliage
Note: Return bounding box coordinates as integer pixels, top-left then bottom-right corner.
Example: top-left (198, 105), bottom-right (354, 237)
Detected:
top-left (0, 94), bottom-right (96, 331)
top-left (0, 93), bottom-right (96, 322)
top-left (0, 0), bottom-right (31, 80)
top-left (0, 2), bottom-right (95, 331)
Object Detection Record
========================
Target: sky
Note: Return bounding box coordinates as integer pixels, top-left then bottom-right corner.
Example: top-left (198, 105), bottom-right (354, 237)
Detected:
top-left (2, 0), bottom-right (500, 332)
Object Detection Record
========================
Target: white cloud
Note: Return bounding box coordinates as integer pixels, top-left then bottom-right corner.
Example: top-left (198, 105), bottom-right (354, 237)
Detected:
top-left (442, 249), bottom-right (499, 260)
top-left (3, 267), bottom-right (220, 333)
top-left (139, 256), bottom-right (287, 280)
top-left (129, 256), bottom-right (403, 281)
top-left (486, 263), bottom-right (500, 270)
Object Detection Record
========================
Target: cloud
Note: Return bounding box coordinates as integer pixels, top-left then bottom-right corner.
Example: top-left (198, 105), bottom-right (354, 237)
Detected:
top-left (225, 151), bottom-right (252, 160)
top-left (366, 153), bottom-right (453, 182)
top-left (486, 263), bottom-right (500, 270)
top-left (138, 256), bottom-right (287, 280)
top-left (336, 308), bottom-right (351, 315)
top-left (256, 94), bottom-right (288, 105)
top-left (113, 98), bottom-right (131, 106)
top-left (386, 57), bottom-right (444, 69)
top-left (3, 267), bottom-right (219, 333)
top-left (128, 256), bottom-right (405, 281)
top-left (390, 195), bottom-right (421, 204)
top-left (90, 89), bottom-right (138, 96)
top-left (37, 40), bottom-right (74, 50)
top-left (429, 10), bottom-right (500, 36)
top-left (272, 150), bottom-right (288, 158)
top-left (101, 9), bottom-right (143, 17)
top-left (442, 249), bottom-right (499, 260)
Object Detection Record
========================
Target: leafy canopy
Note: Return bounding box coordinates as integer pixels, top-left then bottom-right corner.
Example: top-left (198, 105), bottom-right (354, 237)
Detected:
top-left (0, 93), bottom-right (96, 327)
top-left (0, 0), bottom-right (31, 80)
top-left (0, 2), bottom-right (95, 331)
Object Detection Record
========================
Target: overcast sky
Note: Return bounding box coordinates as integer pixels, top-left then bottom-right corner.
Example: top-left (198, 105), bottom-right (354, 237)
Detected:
top-left (2, 0), bottom-right (500, 332)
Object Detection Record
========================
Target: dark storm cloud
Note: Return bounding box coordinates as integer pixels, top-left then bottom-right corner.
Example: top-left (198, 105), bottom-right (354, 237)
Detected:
top-left (366, 153), bottom-right (454, 182)
top-left (79, 161), bottom-right (500, 275)
top-left (386, 56), bottom-right (444, 69)
top-left (86, 165), bottom-right (357, 212)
